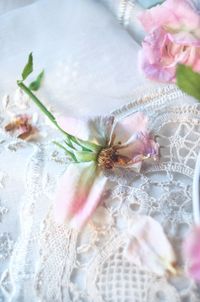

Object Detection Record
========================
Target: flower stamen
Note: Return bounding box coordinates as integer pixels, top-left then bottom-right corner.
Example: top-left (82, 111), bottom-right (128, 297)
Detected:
top-left (97, 146), bottom-right (134, 169)
top-left (97, 147), bottom-right (118, 169)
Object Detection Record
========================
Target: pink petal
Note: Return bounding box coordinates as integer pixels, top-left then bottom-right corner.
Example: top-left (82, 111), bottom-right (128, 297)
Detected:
top-left (139, 5), bottom-right (172, 32)
top-left (135, 132), bottom-right (159, 157)
top-left (57, 115), bottom-right (114, 145)
top-left (188, 263), bottom-right (200, 281)
top-left (113, 112), bottom-right (148, 145)
top-left (139, 29), bottom-right (176, 82)
top-left (140, 52), bottom-right (175, 82)
top-left (170, 31), bottom-right (200, 47)
top-left (183, 226), bottom-right (200, 282)
top-left (194, 58), bottom-right (200, 73)
top-left (141, 28), bottom-right (168, 65)
top-left (54, 162), bottom-right (96, 224)
top-left (117, 132), bottom-right (159, 168)
top-left (54, 162), bottom-right (107, 229)
top-left (139, 0), bottom-right (200, 36)
top-left (70, 172), bottom-right (107, 229)
top-left (125, 215), bottom-right (176, 276)
top-left (184, 227), bottom-right (200, 261)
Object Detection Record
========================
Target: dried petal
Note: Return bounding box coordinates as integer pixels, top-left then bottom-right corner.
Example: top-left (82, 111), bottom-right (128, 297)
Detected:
top-left (4, 114), bottom-right (37, 141)
top-left (17, 125), bottom-right (37, 140)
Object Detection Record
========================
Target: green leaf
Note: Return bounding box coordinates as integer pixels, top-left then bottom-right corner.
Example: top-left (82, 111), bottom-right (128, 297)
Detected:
top-left (176, 64), bottom-right (200, 101)
top-left (64, 141), bottom-right (77, 153)
top-left (29, 70), bottom-right (44, 91)
top-left (65, 136), bottom-right (73, 147)
top-left (22, 53), bottom-right (33, 80)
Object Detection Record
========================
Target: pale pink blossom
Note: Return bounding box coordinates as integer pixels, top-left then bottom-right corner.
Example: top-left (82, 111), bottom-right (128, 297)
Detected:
top-left (183, 226), bottom-right (200, 282)
top-left (125, 215), bottom-right (176, 276)
top-left (54, 112), bottom-right (159, 228)
top-left (139, 0), bottom-right (200, 82)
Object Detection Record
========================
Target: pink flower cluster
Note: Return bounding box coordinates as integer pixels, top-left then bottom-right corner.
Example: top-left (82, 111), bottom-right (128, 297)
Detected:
top-left (139, 0), bottom-right (200, 82)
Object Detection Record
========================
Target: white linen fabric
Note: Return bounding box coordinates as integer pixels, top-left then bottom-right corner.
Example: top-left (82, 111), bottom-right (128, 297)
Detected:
top-left (102, 0), bottom-right (146, 44)
top-left (0, 0), bottom-right (200, 301)
top-left (0, 0), bottom-right (155, 116)
top-left (0, 0), bottom-right (38, 16)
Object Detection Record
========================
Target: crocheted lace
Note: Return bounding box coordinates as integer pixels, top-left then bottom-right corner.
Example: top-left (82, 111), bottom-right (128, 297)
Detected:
top-left (1, 85), bottom-right (200, 301)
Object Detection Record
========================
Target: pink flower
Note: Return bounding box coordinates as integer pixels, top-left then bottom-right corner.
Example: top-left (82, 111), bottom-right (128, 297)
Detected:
top-left (183, 226), bottom-right (200, 282)
top-left (125, 215), bottom-right (176, 276)
top-left (54, 112), bottom-right (159, 228)
top-left (139, 0), bottom-right (200, 82)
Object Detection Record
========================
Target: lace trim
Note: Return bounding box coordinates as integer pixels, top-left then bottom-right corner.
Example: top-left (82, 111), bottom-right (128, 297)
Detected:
top-left (4, 85), bottom-right (200, 301)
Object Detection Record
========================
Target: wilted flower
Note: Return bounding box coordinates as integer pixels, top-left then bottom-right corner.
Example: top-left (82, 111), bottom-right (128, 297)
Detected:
top-left (17, 53), bottom-right (159, 229)
top-left (54, 113), bottom-right (159, 228)
top-left (125, 215), bottom-right (176, 276)
top-left (5, 114), bottom-right (37, 140)
top-left (183, 226), bottom-right (200, 282)
top-left (57, 113), bottom-right (159, 170)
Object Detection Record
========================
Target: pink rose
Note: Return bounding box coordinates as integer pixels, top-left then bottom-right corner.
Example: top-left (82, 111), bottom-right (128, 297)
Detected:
top-left (139, 0), bottom-right (200, 82)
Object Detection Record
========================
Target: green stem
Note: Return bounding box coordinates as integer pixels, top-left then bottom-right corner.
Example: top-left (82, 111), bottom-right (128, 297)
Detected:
top-left (17, 80), bottom-right (68, 136)
top-left (17, 80), bottom-right (101, 152)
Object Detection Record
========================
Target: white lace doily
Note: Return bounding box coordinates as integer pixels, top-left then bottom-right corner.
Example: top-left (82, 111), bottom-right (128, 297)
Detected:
top-left (1, 85), bottom-right (200, 302)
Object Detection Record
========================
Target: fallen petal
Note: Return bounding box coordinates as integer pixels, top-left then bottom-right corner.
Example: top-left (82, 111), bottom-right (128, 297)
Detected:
top-left (183, 226), bottom-right (200, 282)
top-left (92, 206), bottom-right (112, 227)
top-left (54, 162), bottom-right (107, 229)
top-left (5, 114), bottom-right (38, 140)
top-left (125, 215), bottom-right (176, 276)
top-left (17, 126), bottom-right (38, 141)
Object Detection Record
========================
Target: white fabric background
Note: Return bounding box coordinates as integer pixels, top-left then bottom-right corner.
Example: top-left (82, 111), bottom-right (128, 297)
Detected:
top-left (0, 0), bottom-right (155, 117)
top-left (0, 2), bottom-right (155, 300)
top-left (0, 0), bottom-right (38, 16)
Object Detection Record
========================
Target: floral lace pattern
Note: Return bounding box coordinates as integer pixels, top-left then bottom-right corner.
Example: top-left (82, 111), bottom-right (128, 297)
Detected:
top-left (0, 85), bottom-right (197, 301)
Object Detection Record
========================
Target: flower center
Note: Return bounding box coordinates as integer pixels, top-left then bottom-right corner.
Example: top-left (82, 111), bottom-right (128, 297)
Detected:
top-left (97, 147), bottom-right (118, 169)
